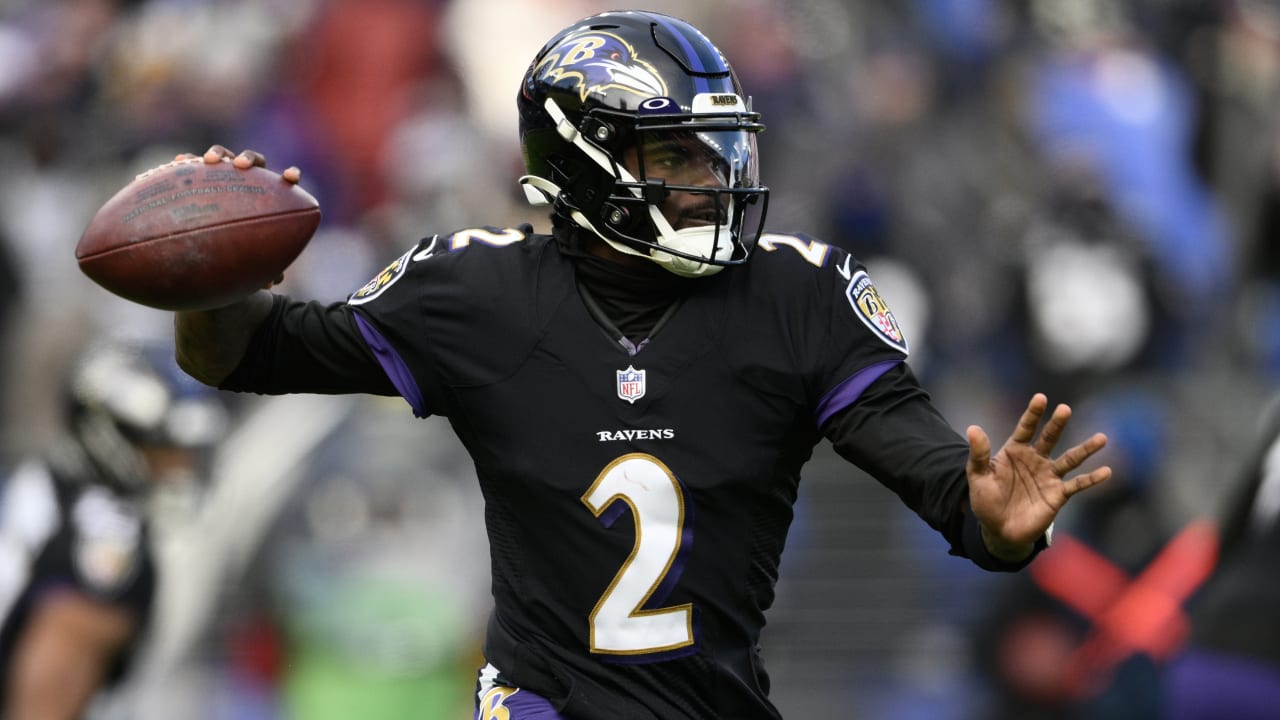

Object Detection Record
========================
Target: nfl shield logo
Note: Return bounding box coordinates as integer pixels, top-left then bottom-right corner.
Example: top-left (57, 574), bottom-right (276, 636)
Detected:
top-left (616, 365), bottom-right (646, 404)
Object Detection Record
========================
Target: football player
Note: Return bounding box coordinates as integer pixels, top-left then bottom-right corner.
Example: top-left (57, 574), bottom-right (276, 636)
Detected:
top-left (0, 341), bottom-right (226, 719)
top-left (168, 10), bottom-right (1110, 720)
top-left (1167, 394), bottom-right (1280, 719)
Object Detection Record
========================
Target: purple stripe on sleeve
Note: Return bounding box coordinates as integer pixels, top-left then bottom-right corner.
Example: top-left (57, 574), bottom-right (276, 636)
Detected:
top-left (815, 359), bottom-right (901, 428)
top-left (352, 312), bottom-right (428, 418)
top-left (479, 686), bottom-right (567, 719)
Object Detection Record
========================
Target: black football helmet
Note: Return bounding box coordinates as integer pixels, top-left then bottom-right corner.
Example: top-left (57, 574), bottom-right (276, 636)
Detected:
top-left (62, 340), bottom-right (228, 493)
top-left (517, 10), bottom-right (769, 277)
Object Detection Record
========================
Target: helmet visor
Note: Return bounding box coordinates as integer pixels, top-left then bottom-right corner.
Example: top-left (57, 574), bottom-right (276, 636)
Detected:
top-left (620, 126), bottom-right (765, 264)
top-left (633, 128), bottom-right (758, 190)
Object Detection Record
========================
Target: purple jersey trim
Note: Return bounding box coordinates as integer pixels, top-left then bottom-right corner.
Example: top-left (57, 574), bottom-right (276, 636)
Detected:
top-left (815, 359), bottom-right (901, 428)
top-left (352, 312), bottom-right (428, 418)
top-left (476, 687), bottom-right (566, 719)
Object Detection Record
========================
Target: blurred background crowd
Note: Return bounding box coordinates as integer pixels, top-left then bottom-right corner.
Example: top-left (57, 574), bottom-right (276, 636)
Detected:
top-left (0, 0), bottom-right (1277, 717)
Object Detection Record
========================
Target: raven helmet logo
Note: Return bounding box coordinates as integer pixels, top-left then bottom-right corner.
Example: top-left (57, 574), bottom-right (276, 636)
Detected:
top-left (616, 365), bottom-right (646, 404)
top-left (534, 31), bottom-right (667, 102)
top-left (846, 270), bottom-right (908, 353)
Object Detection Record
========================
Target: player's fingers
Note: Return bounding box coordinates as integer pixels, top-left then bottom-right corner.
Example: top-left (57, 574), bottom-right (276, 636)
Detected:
top-left (233, 149), bottom-right (265, 169)
top-left (1062, 465), bottom-right (1112, 498)
top-left (966, 425), bottom-right (991, 476)
top-left (175, 152), bottom-right (198, 161)
top-left (282, 166), bottom-right (301, 184)
top-left (203, 144), bottom-right (234, 163)
top-left (1051, 432), bottom-right (1108, 476)
top-left (1011, 393), bottom-right (1048, 444)
top-left (1033, 404), bottom-right (1072, 455)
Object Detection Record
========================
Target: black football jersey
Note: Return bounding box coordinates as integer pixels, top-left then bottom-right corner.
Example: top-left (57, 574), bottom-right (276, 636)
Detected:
top-left (0, 456), bottom-right (156, 709)
top-left (222, 227), bottom-right (1001, 719)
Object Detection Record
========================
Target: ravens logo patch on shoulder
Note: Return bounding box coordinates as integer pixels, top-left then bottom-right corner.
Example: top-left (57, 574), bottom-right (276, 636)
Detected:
top-left (348, 245), bottom-right (416, 306)
top-left (846, 270), bottom-right (908, 353)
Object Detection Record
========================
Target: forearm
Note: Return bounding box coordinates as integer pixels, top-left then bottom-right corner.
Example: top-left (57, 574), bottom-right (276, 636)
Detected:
top-left (6, 596), bottom-right (135, 720)
top-left (824, 364), bottom-right (968, 516)
top-left (174, 290), bottom-right (275, 386)
top-left (823, 364), bottom-right (1045, 570)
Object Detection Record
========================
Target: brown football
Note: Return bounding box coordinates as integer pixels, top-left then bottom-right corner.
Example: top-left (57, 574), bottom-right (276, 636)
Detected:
top-left (76, 157), bottom-right (321, 311)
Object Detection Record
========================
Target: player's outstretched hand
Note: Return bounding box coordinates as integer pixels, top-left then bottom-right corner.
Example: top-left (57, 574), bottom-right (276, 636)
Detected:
top-left (965, 394), bottom-right (1111, 560)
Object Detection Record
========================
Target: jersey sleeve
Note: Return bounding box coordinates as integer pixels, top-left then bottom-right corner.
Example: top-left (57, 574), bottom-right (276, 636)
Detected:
top-left (219, 294), bottom-right (398, 397)
top-left (224, 226), bottom-right (541, 417)
top-left (760, 235), bottom-right (1044, 570)
top-left (342, 236), bottom-right (443, 416)
top-left (817, 248), bottom-right (912, 423)
top-left (754, 234), bottom-right (909, 424)
top-left (343, 226), bottom-right (540, 418)
top-left (822, 363), bottom-right (1044, 571)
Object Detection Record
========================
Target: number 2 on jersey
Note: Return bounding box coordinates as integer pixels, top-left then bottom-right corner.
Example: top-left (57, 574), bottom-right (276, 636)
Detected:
top-left (581, 453), bottom-right (695, 657)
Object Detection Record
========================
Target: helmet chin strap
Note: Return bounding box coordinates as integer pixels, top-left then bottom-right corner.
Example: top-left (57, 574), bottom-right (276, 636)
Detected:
top-left (645, 202), bottom-right (734, 278)
top-left (523, 98), bottom-right (733, 278)
top-left (519, 174), bottom-right (655, 262)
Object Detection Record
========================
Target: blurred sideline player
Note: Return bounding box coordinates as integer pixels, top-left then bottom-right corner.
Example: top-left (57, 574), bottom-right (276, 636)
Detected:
top-left (1166, 394), bottom-right (1280, 719)
top-left (0, 340), bottom-right (226, 720)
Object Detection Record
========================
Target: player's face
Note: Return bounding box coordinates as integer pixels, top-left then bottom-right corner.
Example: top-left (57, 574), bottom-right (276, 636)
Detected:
top-left (622, 131), bottom-right (732, 230)
top-left (138, 445), bottom-right (201, 485)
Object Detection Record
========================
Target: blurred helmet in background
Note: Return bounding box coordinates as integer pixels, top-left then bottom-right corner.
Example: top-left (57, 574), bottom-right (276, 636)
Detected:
top-left (62, 340), bottom-right (229, 494)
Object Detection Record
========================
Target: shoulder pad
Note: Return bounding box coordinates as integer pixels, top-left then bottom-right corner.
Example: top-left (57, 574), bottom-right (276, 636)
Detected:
top-left (434, 226), bottom-right (530, 255)
top-left (754, 232), bottom-right (839, 270)
top-left (348, 226), bottom-right (534, 305)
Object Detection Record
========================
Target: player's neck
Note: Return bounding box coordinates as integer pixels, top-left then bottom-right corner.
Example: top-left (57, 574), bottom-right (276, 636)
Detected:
top-left (562, 230), bottom-right (694, 345)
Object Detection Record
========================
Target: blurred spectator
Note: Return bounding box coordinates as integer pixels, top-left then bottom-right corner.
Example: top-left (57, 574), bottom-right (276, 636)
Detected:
top-left (0, 116), bottom-right (118, 457)
top-left (1016, 173), bottom-right (1183, 397)
top-left (287, 0), bottom-right (447, 224)
top-left (1023, 0), bottom-right (1233, 315)
top-left (1185, 1), bottom-right (1280, 377)
top-left (0, 229), bottom-right (19, 460)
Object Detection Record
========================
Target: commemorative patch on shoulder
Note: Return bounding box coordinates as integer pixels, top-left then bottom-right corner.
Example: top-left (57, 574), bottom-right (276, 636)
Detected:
top-left (845, 270), bottom-right (908, 353)
top-left (348, 245), bottom-right (415, 306)
top-left (71, 489), bottom-right (142, 594)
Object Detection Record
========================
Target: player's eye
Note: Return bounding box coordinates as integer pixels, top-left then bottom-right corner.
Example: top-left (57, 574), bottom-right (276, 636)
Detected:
top-left (646, 144), bottom-right (692, 172)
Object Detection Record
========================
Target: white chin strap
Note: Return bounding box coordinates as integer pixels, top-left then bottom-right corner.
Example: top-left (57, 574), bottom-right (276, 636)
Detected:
top-left (519, 98), bottom-right (734, 278)
top-left (645, 207), bottom-right (734, 278)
